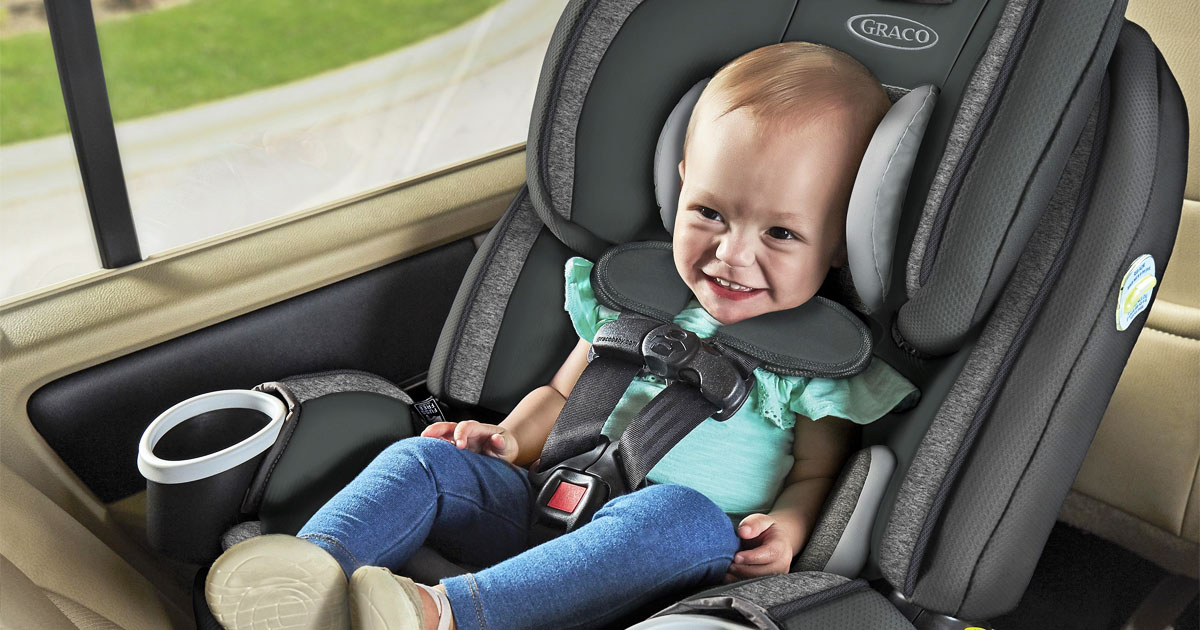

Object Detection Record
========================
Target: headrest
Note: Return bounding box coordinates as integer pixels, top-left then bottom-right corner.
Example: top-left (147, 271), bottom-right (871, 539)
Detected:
top-left (653, 81), bottom-right (938, 313)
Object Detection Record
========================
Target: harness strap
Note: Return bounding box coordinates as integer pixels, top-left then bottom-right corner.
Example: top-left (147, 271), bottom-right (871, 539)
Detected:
top-left (618, 349), bottom-right (760, 487)
top-left (618, 382), bottom-right (716, 488)
top-left (537, 356), bottom-right (640, 471)
top-left (529, 318), bottom-right (759, 540)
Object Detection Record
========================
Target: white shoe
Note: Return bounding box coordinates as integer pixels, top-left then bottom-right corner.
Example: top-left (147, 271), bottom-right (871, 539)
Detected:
top-left (349, 566), bottom-right (453, 630)
top-left (205, 534), bottom-right (350, 630)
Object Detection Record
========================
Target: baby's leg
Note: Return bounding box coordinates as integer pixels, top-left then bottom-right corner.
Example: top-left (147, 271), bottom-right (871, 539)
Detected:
top-left (440, 483), bottom-right (739, 630)
top-left (297, 436), bottom-right (533, 577)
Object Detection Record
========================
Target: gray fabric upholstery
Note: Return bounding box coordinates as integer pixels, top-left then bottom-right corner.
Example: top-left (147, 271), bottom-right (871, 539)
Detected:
top-left (526, 0), bottom-right (797, 255)
top-left (824, 446), bottom-right (896, 577)
top-left (897, 0), bottom-right (1122, 356)
top-left (475, 229), bottom-right (580, 412)
top-left (878, 98), bottom-right (1100, 597)
top-left (774, 590), bottom-right (916, 630)
top-left (273, 370), bottom-right (411, 405)
top-left (654, 78), bottom-right (709, 232)
top-left (914, 27), bottom-right (1186, 619)
top-left (882, 85), bottom-right (911, 103)
top-left (543, 0), bottom-right (642, 224)
top-left (846, 85), bottom-right (938, 313)
top-left (525, 0), bottom-right (644, 257)
top-left (904, 0), bottom-right (1032, 297)
top-left (655, 573), bottom-right (852, 630)
top-left (795, 450), bottom-right (871, 572)
top-left (220, 520), bottom-right (263, 551)
top-left (429, 191), bottom-right (544, 405)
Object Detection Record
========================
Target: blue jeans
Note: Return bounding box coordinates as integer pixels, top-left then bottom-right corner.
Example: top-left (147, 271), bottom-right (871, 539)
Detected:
top-left (297, 437), bottom-right (739, 630)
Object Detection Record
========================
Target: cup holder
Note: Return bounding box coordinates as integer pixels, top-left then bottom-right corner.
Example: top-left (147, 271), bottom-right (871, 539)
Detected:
top-left (138, 390), bottom-right (286, 564)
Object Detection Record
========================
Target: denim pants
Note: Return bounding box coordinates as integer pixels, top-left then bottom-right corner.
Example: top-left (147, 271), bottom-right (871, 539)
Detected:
top-left (297, 436), bottom-right (740, 630)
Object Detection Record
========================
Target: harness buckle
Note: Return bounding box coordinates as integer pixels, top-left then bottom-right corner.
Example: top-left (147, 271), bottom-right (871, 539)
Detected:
top-left (589, 317), bottom-right (657, 365)
top-left (641, 324), bottom-right (754, 420)
top-left (529, 440), bottom-right (629, 541)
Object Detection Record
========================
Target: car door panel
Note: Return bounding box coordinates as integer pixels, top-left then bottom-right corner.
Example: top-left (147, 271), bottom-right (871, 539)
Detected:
top-left (0, 147), bottom-right (524, 626)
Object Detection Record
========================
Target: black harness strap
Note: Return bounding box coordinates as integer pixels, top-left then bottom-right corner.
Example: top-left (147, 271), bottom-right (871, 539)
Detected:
top-left (537, 356), bottom-right (640, 471)
top-left (529, 318), bottom-right (759, 539)
top-left (617, 382), bottom-right (716, 488)
top-left (537, 314), bottom-right (666, 470)
top-left (618, 348), bottom-right (759, 487)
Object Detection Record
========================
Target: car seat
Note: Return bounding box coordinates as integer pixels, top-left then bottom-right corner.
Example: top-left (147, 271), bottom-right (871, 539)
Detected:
top-left (409, 0), bottom-right (1187, 627)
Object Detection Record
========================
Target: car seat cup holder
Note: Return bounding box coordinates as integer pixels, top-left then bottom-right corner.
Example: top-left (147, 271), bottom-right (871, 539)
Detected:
top-left (137, 389), bottom-right (287, 564)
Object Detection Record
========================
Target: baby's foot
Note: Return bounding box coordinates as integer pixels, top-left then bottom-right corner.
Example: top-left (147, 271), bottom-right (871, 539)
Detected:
top-left (349, 566), bottom-right (456, 630)
top-left (205, 534), bottom-right (349, 630)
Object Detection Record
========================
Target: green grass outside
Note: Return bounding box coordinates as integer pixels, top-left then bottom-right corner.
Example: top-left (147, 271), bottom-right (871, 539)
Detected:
top-left (0, 0), bottom-right (502, 145)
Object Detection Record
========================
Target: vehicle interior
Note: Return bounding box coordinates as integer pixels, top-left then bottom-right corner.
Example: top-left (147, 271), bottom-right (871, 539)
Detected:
top-left (1, 0), bottom-right (1196, 628)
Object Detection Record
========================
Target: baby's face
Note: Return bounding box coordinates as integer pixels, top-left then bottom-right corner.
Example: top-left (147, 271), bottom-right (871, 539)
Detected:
top-left (673, 106), bottom-right (856, 325)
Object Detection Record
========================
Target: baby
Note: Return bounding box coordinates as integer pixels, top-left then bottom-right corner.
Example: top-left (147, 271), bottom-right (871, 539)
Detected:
top-left (205, 42), bottom-right (915, 630)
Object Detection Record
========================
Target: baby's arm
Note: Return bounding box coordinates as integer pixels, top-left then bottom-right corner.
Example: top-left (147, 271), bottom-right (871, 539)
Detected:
top-left (725, 415), bottom-right (854, 581)
top-left (422, 339), bottom-right (591, 468)
top-left (497, 338), bottom-right (591, 466)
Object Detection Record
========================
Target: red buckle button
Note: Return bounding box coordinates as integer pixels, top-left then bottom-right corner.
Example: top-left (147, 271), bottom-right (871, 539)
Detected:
top-left (546, 481), bottom-right (587, 513)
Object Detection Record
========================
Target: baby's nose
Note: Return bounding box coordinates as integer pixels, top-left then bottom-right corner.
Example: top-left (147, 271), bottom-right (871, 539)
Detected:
top-left (715, 233), bottom-right (756, 267)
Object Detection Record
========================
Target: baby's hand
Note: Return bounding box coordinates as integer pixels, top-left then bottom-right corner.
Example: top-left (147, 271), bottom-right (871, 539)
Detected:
top-left (723, 513), bottom-right (795, 583)
top-left (420, 420), bottom-right (519, 463)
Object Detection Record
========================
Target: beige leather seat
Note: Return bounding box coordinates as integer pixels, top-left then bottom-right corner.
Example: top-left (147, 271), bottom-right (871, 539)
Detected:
top-left (1059, 0), bottom-right (1199, 579)
top-left (0, 464), bottom-right (191, 629)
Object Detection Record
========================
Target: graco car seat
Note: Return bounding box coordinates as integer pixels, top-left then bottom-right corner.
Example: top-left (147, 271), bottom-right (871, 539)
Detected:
top-left (410, 0), bottom-right (1188, 627)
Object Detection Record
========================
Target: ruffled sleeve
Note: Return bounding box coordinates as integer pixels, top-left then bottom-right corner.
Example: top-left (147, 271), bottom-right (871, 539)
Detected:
top-left (789, 358), bottom-right (920, 426)
top-left (564, 257), bottom-right (621, 343)
top-left (751, 369), bottom-right (806, 430)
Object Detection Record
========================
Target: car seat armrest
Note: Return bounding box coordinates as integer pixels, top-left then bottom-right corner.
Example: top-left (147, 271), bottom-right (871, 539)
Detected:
top-left (794, 445), bottom-right (896, 577)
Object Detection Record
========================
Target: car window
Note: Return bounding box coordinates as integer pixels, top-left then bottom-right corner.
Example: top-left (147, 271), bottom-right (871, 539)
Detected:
top-left (1, 3), bottom-right (97, 300)
top-left (0, 0), bottom-right (566, 301)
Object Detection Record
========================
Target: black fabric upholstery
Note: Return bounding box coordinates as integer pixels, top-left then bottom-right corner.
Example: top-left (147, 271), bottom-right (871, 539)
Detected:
top-left (775, 589), bottom-right (916, 630)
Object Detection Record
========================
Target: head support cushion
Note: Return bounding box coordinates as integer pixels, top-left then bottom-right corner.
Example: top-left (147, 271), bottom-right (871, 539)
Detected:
top-left (845, 84), bottom-right (937, 312)
top-left (653, 79), bottom-right (938, 313)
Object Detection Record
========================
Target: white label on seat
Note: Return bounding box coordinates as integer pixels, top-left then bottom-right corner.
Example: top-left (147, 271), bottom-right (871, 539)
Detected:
top-left (1116, 254), bottom-right (1156, 332)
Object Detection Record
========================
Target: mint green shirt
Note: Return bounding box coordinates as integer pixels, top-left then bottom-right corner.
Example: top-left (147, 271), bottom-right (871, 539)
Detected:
top-left (564, 257), bottom-right (919, 520)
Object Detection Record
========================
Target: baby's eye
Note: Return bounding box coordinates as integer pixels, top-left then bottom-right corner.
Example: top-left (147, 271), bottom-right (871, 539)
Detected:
top-left (767, 227), bottom-right (796, 240)
top-left (697, 207), bottom-right (724, 222)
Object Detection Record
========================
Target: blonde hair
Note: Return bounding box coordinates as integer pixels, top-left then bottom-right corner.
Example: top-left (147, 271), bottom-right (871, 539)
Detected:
top-left (683, 42), bottom-right (890, 161)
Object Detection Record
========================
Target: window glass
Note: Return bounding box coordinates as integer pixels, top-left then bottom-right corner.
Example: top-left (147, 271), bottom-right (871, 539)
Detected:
top-left (1, 0), bottom-right (565, 302)
top-left (1, 1), bottom-right (98, 301)
top-left (97, 0), bottom-right (565, 256)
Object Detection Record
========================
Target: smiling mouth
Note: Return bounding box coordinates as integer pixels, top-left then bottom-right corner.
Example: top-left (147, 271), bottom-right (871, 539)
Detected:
top-left (703, 274), bottom-right (764, 300)
top-left (709, 275), bottom-right (757, 292)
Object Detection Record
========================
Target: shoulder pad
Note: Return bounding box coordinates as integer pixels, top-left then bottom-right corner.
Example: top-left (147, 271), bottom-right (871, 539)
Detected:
top-left (591, 242), bottom-right (873, 378)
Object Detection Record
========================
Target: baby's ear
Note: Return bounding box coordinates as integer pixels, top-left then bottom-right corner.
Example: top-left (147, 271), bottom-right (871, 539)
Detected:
top-left (677, 160), bottom-right (685, 181)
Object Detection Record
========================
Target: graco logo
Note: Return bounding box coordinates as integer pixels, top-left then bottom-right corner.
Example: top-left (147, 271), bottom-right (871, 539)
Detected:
top-left (846, 14), bottom-right (939, 51)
